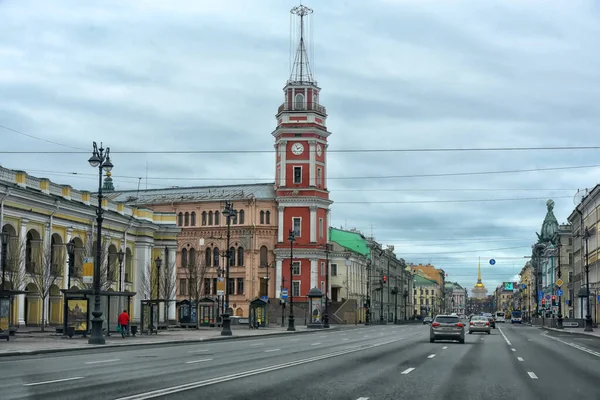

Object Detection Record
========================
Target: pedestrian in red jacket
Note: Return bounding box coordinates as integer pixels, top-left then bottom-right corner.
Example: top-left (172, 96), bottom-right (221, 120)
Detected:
top-left (118, 310), bottom-right (130, 338)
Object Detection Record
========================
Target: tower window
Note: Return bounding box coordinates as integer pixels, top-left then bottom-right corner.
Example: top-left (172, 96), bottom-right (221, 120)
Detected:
top-left (293, 166), bottom-right (302, 184)
top-left (317, 167), bottom-right (322, 186)
top-left (294, 93), bottom-right (305, 110)
top-left (292, 217), bottom-right (301, 237)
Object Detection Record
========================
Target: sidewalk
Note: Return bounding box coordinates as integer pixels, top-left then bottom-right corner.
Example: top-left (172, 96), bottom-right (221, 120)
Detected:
top-left (0, 324), bottom-right (363, 357)
top-left (541, 326), bottom-right (600, 338)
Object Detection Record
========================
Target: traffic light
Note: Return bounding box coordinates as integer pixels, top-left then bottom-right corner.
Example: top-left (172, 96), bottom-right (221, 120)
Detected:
top-left (552, 295), bottom-right (556, 306)
top-left (542, 299), bottom-right (545, 306)
top-left (383, 275), bottom-right (387, 284)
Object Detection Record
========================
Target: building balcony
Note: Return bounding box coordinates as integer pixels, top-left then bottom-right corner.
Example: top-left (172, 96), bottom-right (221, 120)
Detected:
top-left (277, 102), bottom-right (327, 115)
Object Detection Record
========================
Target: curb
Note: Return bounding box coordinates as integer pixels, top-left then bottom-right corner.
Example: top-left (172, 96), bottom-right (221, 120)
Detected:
top-left (541, 326), bottom-right (600, 338)
top-left (0, 326), bottom-right (343, 358)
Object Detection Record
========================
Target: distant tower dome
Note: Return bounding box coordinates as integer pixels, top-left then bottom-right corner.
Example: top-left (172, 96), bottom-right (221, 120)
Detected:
top-left (102, 171), bottom-right (115, 192)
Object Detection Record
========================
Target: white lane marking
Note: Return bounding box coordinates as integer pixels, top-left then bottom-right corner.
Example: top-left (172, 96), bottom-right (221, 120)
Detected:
top-left (341, 333), bottom-right (347, 336)
top-left (188, 349), bottom-right (208, 353)
top-left (311, 342), bottom-right (321, 346)
top-left (364, 335), bottom-right (370, 338)
top-left (114, 336), bottom-right (410, 400)
top-left (265, 349), bottom-right (280, 353)
top-left (289, 339), bottom-right (300, 342)
top-left (528, 339), bottom-right (533, 341)
top-left (357, 397), bottom-right (370, 400)
top-left (185, 359), bottom-right (213, 364)
top-left (401, 368), bottom-right (415, 375)
top-left (543, 331), bottom-right (600, 358)
top-left (24, 377), bottom-right (84, 386)
top-left (511, 348), bottom-right (516, 352)
top-left (442, 346), bottom-right (448, 350)
top-left (498, 327), bottom-right (512, 346)
top-left (428, 354), bottom-right (436, 359)
top-left (528, 372), bottom-right (538, 379)
top-left (319, 335), bottom-right (326, 338)
top-left (342, 338), bottom-right (349, 341)
top-left (85, 359), bottom-right (120, 365)
top-left (518, 357), bottom-right (524, 362)
top-left (250, 343), bottom-right (264, 347)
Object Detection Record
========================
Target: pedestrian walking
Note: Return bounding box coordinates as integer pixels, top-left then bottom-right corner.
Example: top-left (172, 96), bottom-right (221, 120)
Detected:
top-left (118, 309), bottom-right (130, 338)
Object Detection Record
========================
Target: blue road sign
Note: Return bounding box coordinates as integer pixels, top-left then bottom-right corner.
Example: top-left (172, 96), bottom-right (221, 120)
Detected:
top-left (281, 289), bottom-right (288, 299)
top-left (545, 294), bottom-right (551, 300)
top-left (556, 289), bottom-right (563, 296)
top-left (538, 291), bottom-right (543, 298)
top-left (489, 259), bottom-right (496, 265)
top-left (521, 284), bottom-right (527, 289)
top-left (261, 296), bottom-right (268, 301)
top-left (597, 295), bottom-right (600, 302)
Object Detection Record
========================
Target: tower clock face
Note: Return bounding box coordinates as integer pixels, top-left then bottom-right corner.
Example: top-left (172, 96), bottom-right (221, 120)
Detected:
top-left (316, 144), bottom-right (322, 157)
top-left (291, 142), bottom-right (304, 155)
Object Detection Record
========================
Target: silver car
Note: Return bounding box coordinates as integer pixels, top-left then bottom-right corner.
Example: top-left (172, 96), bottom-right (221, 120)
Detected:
top-left (469, 315), bottom-right (491, 335)
top-left (429, 315), bottom-right (465, 344)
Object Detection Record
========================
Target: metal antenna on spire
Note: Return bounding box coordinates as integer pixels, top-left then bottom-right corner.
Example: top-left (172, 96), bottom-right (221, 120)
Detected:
top-left (289, 4), bottom-right (314, 85)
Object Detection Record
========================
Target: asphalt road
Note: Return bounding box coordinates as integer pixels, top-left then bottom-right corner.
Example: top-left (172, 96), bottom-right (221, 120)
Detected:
top-left (3, 323), bottom-right (600, 399)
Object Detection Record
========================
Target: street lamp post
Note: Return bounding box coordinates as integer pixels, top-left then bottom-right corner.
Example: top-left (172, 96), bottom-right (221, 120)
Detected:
top-left (62, 239), bottom-right (75, 338)
top-left (365, 260), bottom-right (371, 325)
top-left (323, 243), bottom-right (332, 328)
top-left (392, 286), bottom-right (398, 324)
top-left (584, 227), bottom-right (593, 332)
top-left (0, 231), bottom-right (8, 290)
top-left (221, 201), bottom-right (234, 336)
top-left (117, 250), bottom-right (125, 292)
top-left (556, 240), bottom-right (564, 329)
top-left (154, 256), bottom-right (162, 331)
top-left (287, 229), bottom-right (296, 332)
top-left (379, 270), bottom-right (384, 323)
top-left (87, 141), bottom-right (113, 345)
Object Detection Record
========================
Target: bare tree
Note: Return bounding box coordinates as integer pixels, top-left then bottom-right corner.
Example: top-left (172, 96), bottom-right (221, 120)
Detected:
top-left (5, 237), bottom-right (27, 292)
top-left (160, 260), bottom-right (177, 324)
top-left (183, 251), bottom-right (210, 328)
top-left (139, 261), bottom-right (156, 300)
top-left (74, 234), bottom-right (112, 291)
top-left (30, 244), bottom-right (64, 331)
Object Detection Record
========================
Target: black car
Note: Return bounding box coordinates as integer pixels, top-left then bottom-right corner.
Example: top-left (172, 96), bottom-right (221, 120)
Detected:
top-left (486, 316), bottom-right (496, 328)
top-left (423, 316), bottom-right (433, 325)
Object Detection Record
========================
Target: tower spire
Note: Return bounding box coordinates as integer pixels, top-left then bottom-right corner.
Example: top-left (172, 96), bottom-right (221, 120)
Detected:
top-left (289, 4), bottom-right (314, 85)
top-left (477, 257), bottom-right (482, 284)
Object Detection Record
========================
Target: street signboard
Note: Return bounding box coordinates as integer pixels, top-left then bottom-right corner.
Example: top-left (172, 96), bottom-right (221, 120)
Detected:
top-left (261, 296), bottom-right (268, 302)
top-left (521, 284), bottom-right (527, 289)
top-left (545, 294), bottom-right (551, 300)
top-left (597, 295), bottom-right (600, 302)
top-left (538, 291), bottom-right (543, 298)
top-left (556, 279), bottom-right (563, 287)
top-left (83, 257), bottom-right (93, 284)
top-left (217, 277), bottom-right (225, 296)
top-left (281, 289), bottom-right (288, 299)
top-left (489, 259), bottom-right (496, 265)
top-left (556, 289), bottom-right (563, 296)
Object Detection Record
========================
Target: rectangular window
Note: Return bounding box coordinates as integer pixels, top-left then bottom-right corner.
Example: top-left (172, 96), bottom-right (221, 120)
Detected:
top-left (204, 278), bottom-right (211, 295)
top-left (237, 278), bottom-right (244, 295)
top-left (319, 218), bottom-right (324, 238)
top-left (317, 167), bottom-right (322, 186)
top-left (293, 166), bottom-right (302, 184)
top-left (277, 167), bottom-right (281, 184)
top-left (321, 281), bottom-right (326, 294)
top-left (320, 261), bottom-right (325, 275)
top-left (180, 279), bottom-right (187, 296)
top-left (293, 217), bottom-right (301, 237)
top-left (188, 279), bottom-right (196, 295)
top-left (292, 261), bottom-right (301, 275)
top-left (292, 280), bottom-right (301, 297)
top-left (331, 263), bottom-right (338, 276)
top-left (228, 278), bottom-right (235, 295)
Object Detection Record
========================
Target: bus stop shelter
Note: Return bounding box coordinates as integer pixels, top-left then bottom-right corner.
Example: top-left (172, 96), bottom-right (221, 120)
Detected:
top-left (140, 299), bottom-right (176, 335)
top-left (0, 289), bottom-right (27, 340)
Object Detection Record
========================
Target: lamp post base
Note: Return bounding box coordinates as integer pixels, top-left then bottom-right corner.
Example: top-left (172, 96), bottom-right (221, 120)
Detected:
top-left (221, 313), bottom-right (232, 336)
top-left (556, 314), bottom-right (564, 329)
top-left (287, 315), bottom-right (296, 331)
top-left (584, 315), bottom-right (594, 332)
top-left (323, 314), bottom-right (330, 328)
top-left (88, 310), bottom-right (105, 345)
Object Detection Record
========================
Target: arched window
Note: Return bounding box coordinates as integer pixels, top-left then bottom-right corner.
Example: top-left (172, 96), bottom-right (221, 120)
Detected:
top-left (229, 247), bottom-right (236, 266)
top-left (191, 212), bottom-right (196, 226)
top-left (125, 248), bottom-right (133, 283)
top-left (184, 212), bottom-right (189, 226)
top-left (265, 211), bottom-right (271, 224)
top-left (232, 210), bottom-right (238, 224)
top-left (205, 247), bottom-right (212, 267)
top-left (178, 212), bottom-right (183, 226)
top-left (237, 247), bottom-right (244, 266)
top-left (201, 211), bottom-right (207, 226)
top-left (260, 211), bottom-right (265, 224)
top-left (213, 248), bottom-right (220, 267)
top-left (259, 246), bottom-right (268, 267)
top-left (208, 211), bottom-right (213, 225)
top-left (215, 211), bottom-right (220, 225)
top-left (294, 93), bottom-right (305, 110)
top-left (189, 248), bottom-right (196, 267)
top-left (181, 248), bottom-right (188, 268)
top-left (238, 210), bottom-right (245, 224)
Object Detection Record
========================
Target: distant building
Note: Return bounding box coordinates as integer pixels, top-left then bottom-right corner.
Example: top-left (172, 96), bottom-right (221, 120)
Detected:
top-left (471, 260), bottom-right (488, 299)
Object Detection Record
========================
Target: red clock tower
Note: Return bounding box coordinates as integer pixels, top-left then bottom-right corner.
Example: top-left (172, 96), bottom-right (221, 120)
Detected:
top-left (274, 4), bottom-right (332, 306)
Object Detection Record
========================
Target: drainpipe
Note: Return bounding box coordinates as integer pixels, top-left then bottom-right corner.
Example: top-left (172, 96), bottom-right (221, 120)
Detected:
top-left (0, 189), bottom-right (11, 273)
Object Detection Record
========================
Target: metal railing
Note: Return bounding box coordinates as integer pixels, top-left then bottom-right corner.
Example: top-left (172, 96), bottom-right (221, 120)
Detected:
top-left (278, 102), bottom-right (327, 114)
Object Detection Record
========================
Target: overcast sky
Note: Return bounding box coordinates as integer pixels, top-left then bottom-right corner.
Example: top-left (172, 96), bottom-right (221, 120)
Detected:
top-left (1, 0), bottom-right (599, 292)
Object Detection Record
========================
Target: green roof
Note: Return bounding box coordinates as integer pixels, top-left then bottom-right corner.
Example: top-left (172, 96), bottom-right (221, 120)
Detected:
top-left (329, 228), bottom-right (370, 258)
top-left (414, 275), bottom-right (438, 286)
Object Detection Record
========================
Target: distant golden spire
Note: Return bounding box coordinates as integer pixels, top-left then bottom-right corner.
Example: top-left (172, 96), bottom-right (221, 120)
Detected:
top-left (475, 257), bottom-right (485, 287)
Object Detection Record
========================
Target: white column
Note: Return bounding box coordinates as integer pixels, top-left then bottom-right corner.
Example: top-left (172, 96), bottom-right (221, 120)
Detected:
top-left (168, 246), bottom-right (177, 321)
top-left (64, 228), bottom-right (72, 290)
top-left (324, 143), bottom-right (328, 188)
top-left (309, 140), bottom-right (316, 186)
top-left (133, 243), bottom-right (150, 323)
top-left (17, 219), bottom-right (28, 326)
top-left (278, 206), bottom-right (284, 243)
top-left (275, 258), bottom-right (283, 298)
top-left (325, 209), bottom-right (330, 243)
top-left (310, 206), bottom-right (317, 243)
top-left (279, 141), bottom-right (287, 186)
top-left (310, 259), bottom-right (318, 289)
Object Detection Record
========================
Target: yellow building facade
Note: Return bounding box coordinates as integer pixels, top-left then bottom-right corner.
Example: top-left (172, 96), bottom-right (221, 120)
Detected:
top-left (0, 167), bottom-right (179, 329)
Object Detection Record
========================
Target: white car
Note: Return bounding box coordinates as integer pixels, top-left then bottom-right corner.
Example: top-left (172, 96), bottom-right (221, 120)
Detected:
top-left (495, 312), bottom-right (506, 323)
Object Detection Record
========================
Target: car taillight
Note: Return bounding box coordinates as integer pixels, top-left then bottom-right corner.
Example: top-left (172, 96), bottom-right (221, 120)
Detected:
top-left (486, 322), bottom-right (490, 326)
top-left (432, 322), bottom-right (440, 327)
top-left (455, 323), bottom-right (463, 327)
top-left (469, 322), bottom-right (474, 325)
